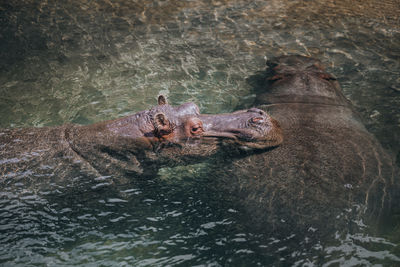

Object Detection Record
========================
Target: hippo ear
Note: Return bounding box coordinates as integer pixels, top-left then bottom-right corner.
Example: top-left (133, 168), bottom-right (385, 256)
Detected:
top-left (153, 113), bottom-right (174, 137)
top-left (158, 95), bottom-right (168, 105)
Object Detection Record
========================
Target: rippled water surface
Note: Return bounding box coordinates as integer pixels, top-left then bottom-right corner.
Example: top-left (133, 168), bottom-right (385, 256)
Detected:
top-left (1, 0), bottom-right (399, 265)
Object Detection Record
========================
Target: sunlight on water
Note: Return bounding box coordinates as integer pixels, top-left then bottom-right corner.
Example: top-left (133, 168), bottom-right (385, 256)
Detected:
top-left (0, 0), bottom-right (399, 265)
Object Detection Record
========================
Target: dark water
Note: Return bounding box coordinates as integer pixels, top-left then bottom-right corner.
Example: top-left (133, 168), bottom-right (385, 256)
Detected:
top-left (1, 0), bottom-right (399, 265)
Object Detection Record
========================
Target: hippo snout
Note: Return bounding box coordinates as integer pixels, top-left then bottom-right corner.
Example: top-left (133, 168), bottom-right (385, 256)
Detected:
top-left (199, 108), bottom-right (283, 150)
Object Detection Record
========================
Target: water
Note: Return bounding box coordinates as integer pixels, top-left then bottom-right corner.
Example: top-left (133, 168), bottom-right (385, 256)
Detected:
top-left (1, 0), bottom-right (399, 265)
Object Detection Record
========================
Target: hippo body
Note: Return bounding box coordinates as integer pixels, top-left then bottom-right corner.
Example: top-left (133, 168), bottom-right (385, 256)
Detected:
top-left (213, 56), bottom-right (399, 236)
top-left (0, 96), bottom-right (282, 189)
top-left (0, 125), bottom-right (81, 188)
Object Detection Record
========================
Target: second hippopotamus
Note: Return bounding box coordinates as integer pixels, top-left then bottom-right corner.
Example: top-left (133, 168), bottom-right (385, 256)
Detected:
top-left (211, 55), bottom-right (399, 237)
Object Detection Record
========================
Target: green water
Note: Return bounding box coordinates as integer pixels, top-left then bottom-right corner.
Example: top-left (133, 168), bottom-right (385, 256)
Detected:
top-left (1, 0), bottom-right (399, 265)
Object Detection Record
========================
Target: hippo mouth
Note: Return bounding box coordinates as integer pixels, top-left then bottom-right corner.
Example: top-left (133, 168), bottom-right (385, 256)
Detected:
top-left (202, 128), bottom-right (262, 141)
top-left (201, 125), bottom-right (282, 149)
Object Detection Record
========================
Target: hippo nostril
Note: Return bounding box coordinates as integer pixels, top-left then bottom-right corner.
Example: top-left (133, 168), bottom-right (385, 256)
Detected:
top-left (247, 108), bottom-right (266, 116)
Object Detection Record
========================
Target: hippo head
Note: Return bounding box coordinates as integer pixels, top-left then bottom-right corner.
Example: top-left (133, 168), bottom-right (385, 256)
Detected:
top-left (255, 55), bottom-right (351, 106)
top-left (66, 96), bottom-right (282, 177)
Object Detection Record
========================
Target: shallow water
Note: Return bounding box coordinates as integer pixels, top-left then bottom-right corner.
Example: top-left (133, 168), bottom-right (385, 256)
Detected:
top-left (1, 0), bottom-right (399, 265)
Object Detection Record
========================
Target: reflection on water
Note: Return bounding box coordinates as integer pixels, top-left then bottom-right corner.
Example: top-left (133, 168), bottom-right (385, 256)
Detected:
top-left (1, 0), bottom-right (399, 265)
top-left (2, 166), bottom-right (398, 266)
top-left (0, 170), bottom-right (273, 266)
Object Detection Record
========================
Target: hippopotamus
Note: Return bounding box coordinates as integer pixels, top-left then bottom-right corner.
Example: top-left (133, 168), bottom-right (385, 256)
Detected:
top-left (0, 96), bottom-right (282, 188)
top-left (211, 56), bottom-right (399, 237)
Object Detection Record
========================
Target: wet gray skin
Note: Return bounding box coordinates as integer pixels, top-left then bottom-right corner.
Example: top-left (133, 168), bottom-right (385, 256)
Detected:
top-left (0, 96), bottom-right (282, 187)
top-left (213, 55), bottom-right (399, 236)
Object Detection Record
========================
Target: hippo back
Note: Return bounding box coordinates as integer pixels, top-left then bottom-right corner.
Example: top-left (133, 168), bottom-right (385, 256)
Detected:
top-left (212, 56), bottom-right (399, 236)
top-left (222, 104), bottom-right (397, 231)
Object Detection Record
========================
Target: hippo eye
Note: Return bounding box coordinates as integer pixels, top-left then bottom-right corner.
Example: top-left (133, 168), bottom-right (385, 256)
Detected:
top-left (191, 125), bottom-right (203, 135)
top-left (185, 117), bottom-right (204, 137)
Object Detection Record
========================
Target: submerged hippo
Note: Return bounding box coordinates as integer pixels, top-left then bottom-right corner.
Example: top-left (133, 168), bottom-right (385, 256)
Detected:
top-left (212, 56), bottom-right (399, 236)
top-left (0, 96), bottom-right (282, 188)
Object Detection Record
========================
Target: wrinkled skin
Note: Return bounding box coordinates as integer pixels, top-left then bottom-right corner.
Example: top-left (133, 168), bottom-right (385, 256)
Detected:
top-left (0, 96), bottom-right (282, 188)
top-left (213, 56), bottom-right (399, 237)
